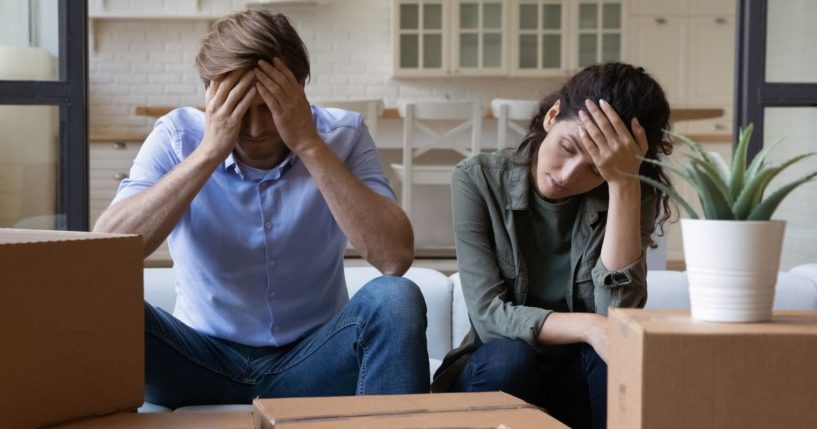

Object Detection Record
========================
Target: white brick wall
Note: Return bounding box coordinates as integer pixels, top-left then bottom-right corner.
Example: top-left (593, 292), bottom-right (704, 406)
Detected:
top-left (89, 0), bottom-right (566, 139)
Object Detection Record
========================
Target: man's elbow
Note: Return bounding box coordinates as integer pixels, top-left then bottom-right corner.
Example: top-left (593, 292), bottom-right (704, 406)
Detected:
top-left (377, 246), bottom-right (414, 276)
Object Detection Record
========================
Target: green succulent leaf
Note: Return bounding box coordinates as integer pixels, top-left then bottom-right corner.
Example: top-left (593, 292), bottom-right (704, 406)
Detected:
top-left (747, 171), bottom-right (817, 220)
top-left (636, 174), bottom-right (700, 219)
top-left (687, 164), bottom-right (734, 219)
top-left (745, 134), bottom-right (788, 184)
top-left (733, 152), bottom-right (817, 218)
top-left (729, 124), bottom-right (754, 200)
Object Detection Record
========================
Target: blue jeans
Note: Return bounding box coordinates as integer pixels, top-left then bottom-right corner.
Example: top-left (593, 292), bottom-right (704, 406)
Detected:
top-left (144, 276), bottom-right (430, 408)
top-left (451, 339), bottom-right (607, 429)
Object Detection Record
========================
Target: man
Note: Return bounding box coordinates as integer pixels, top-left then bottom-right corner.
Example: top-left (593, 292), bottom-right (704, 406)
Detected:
top-left (94, 9), bottom-right (429, 408)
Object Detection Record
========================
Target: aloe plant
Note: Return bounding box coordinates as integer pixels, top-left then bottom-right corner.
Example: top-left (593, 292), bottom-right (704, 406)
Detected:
top-left (638, 123), bottom-right (817, 220)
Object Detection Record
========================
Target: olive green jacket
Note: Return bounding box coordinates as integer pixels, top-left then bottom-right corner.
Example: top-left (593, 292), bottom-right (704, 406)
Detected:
top-left (431, 146), bottom-right (657, 392)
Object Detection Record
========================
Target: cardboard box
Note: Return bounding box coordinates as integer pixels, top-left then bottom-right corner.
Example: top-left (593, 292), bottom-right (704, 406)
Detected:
top-left (608, 309), bottom-right (817, 429)
top-left (47, 411), bottom-right (254, 429)
top-left (0, 229), bottom-right (144, 429)
top-left (252, 392), bottom-right (567, 429)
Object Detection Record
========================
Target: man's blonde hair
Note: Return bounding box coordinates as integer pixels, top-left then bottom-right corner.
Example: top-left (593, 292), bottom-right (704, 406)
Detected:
top-left (195, 9), bottom-right (310, 87)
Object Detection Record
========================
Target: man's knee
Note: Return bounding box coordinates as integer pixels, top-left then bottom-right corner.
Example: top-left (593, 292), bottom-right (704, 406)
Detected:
top-left (352, 276), bottom-right (427, 329)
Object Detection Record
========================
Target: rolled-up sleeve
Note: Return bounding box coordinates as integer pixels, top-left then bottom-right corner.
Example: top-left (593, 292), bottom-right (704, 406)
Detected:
top-left (452, 164), bottom-right (550, 347)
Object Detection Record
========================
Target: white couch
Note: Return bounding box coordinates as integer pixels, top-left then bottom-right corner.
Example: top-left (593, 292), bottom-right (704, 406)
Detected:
top-left (141, 263), bottom-right (817, 412)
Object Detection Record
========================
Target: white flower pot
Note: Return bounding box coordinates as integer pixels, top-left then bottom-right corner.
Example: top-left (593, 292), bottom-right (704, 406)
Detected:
top-left (681, 219), bottom-right (786, 322)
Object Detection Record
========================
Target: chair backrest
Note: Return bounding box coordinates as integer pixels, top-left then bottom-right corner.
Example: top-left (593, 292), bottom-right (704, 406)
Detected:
top-left (396, 101), bottom-right (484, 216)
top-left (490, 99), bottom-right (538, 149)
top-left (316, 99), bottom-right (384, 137)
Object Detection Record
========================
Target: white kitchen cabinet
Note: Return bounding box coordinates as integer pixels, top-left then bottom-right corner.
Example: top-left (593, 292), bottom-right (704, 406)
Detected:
top-left (393, 0), bottom-right (622, 77)
top-left (575, 1), bottom-right (624, 68)
top-left (624, 0), bottom-right (735, 136)
top-left (90, 140), bottom-right (171, 264)
top-left (394, 0), bottom-right (449, 77)
top-left (627, 15), bottom-right (688, 104)
top-left (452, 0), bottom-right (508, 75)
top-left (629, 0), bottom-right (689, 16)
top-left (510, 0), bottom-right (569, 76)
top-left (687, 14), bottom-right (734, 106)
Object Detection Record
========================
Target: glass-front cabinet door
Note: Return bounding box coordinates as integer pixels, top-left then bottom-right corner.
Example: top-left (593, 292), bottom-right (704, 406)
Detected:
top-left (453, 0), bottom-right (507, 75)
top-left (511, 0), bottom-right (567, 76)
top-left (576, 1), bottom-right (623, 68)
top-left (394, 0), bottom-right (448, 76)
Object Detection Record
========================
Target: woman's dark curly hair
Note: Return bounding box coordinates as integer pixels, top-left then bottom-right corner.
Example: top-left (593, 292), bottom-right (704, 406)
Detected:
top-left (518, 62), bottom-right (674, 240)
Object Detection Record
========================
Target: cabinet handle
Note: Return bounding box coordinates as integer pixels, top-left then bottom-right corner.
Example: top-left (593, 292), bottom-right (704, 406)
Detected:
top-left (655, 17), bottom-right (667, 25)
top-left (715, 123), bottom-right (727, 131)
top-left (113, 172), bottom-right (129, 181)
top-left (715, 17), bottom-right (727, 24)
top-left (113, 142), bottom-right (126, 150)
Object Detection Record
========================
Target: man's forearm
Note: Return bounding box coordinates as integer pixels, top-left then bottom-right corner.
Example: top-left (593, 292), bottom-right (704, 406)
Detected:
top-left (295, 137), bottom-right (414, 275)
top-left (93, 146), bottom-right (222, 257)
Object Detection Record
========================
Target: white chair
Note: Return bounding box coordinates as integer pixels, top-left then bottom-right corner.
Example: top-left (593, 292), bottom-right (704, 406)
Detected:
top-left (391, 101), bottom-right (484, 219)
top-left (490, 99), bottom-right (538, 150)
top-left (315, 99), bottom-right (384, 138)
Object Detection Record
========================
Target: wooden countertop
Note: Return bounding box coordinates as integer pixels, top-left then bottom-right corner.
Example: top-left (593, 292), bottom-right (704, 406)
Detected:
top-left (134, 105), bottom-right (725, 122)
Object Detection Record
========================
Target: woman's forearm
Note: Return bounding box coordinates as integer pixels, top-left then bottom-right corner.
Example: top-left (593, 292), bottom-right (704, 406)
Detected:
top-left (600, 180), bottom-right (643, 270)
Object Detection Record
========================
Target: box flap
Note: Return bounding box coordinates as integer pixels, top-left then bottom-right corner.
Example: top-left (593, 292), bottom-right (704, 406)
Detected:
top-left (252, 392), bottom-right (567, 428)
top-left (253, 392), bottom-right (525, 424)
top-left (611, 308), bottom-right (817, 335)
top-left (0, 228), bottom-right (139, 245)
top-left (47, 412), bottom-right (254, 429)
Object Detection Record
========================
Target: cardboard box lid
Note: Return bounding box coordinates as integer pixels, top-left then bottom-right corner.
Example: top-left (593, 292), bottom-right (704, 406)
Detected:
top-left (0, 229), bottom-right (144, 429)
top-left (47, 412), bottom-right (254, 429)
top-left (252, 392), bottom-right (568, 429)
top-left (612, 309), bottom-right (817, 335)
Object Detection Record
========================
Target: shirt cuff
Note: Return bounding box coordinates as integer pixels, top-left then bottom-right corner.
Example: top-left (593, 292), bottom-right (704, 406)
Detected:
top-left (591, 253), bottom-right (644, 288)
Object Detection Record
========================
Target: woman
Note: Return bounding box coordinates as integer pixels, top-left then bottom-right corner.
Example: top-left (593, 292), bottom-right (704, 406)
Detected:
top-left (431, 63), bottom-right (673, 429)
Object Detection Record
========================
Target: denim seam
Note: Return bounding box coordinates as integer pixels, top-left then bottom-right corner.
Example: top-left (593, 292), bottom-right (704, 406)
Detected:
top-left (265, 317), bottom-right (363, 375)
top-left (242, 347), bottom-right (255, 383)
top-left (146, 330), bottom-right (254, 385)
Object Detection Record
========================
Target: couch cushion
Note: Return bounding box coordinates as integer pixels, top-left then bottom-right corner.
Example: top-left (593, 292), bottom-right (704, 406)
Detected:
top-left (645, 270), bottom-right (817, 310)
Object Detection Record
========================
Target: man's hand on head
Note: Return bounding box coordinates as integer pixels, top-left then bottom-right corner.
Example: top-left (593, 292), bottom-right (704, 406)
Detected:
top-left (200, 69), bottom-right (257, 162)
top-left (253, 58), bottom-right (321, 154)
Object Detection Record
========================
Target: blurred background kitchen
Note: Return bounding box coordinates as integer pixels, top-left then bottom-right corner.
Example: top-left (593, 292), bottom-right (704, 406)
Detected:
top-left (1, 0), bottom-right (815, 273)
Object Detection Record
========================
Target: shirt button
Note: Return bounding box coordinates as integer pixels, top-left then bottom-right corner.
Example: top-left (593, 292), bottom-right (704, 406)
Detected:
top-left (269, 260), bottom-right (276, 267)
top-left (273, 325), bottom-right (280, 332)
top-left (265, 222), bottom-right (272, 229)
top-left (269, 291), bottom-right (276, 298)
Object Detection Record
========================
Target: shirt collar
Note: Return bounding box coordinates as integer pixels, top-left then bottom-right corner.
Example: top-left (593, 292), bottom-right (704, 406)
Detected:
top-left (224, 151), bottom-right (298, 181)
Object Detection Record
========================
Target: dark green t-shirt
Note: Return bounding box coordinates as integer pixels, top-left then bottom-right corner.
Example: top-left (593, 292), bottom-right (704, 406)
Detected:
top-left (518, 190), bottom-right (580, 360)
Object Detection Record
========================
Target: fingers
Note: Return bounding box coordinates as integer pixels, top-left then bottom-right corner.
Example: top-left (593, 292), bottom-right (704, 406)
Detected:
top-left (223, 71), bottom-right (256, 112)
top-left (255, 79), bottom-right (281, 115)
top-left (231, 86), bottom-right (257, 121)
top-left (584, 99), bottom-right (618, 143)
top-left (578, 125), bottom-right (601, 163)
top-left (210, 69), bottom-right (245, 111)
top-left (257, 59), bottom-right (294, 98)
top-left (597, 99), bottom-right (631, 140)
top-left (578, 109), bottom-right (607, 156)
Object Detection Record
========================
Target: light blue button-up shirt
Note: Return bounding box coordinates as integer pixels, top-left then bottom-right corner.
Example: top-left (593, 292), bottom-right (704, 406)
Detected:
top-left (113, 106), bottom-right (396, 347)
